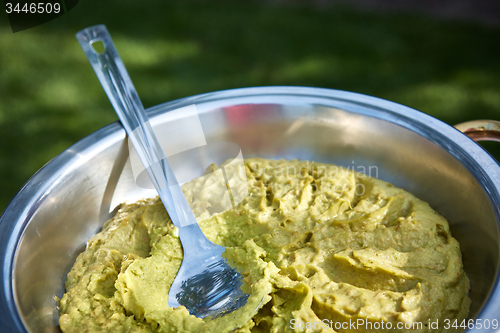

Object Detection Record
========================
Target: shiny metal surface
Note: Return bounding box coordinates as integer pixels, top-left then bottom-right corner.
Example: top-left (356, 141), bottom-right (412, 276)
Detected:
top-left (1, 86), bottom-right (499, 332)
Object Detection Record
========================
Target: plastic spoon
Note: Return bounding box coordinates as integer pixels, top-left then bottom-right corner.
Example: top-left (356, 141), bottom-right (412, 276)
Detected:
top-left (76, 24), bottom-right (249, 320)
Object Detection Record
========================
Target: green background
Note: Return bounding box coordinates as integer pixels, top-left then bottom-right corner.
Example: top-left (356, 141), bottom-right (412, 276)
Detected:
top-left (1, 0), bottom-right (500, 214)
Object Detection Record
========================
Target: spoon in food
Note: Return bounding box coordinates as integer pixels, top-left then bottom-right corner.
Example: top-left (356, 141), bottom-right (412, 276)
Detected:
top-left (76, 24), bottom-right (249, 319)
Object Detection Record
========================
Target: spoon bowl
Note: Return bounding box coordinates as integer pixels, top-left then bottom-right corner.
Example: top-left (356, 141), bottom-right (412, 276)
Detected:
top-left (167, 227), bottom-right (249, 318)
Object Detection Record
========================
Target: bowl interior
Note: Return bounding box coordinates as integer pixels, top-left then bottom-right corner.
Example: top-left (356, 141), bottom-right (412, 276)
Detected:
top-left (7, 88), bottom-right (500, 332)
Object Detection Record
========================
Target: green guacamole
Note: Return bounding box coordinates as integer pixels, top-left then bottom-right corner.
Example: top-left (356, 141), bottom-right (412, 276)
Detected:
top-left (57, 158), bottom-right (470, 333)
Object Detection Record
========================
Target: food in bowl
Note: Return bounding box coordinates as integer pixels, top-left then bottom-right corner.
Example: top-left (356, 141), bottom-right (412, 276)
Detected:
top-left (57, 158), bottom-right (470, 333)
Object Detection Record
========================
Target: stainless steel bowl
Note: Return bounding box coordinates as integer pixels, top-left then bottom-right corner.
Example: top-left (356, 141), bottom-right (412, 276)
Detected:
top-left (1, 86), bottom-right (499, 332)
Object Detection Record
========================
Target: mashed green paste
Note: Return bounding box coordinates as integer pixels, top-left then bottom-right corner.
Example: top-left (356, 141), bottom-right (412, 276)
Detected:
top-left (58, 158), bottom-right (470, 333)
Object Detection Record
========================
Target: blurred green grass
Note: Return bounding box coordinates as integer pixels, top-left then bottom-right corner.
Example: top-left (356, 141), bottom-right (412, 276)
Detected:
top-left (1, 0), bottom-right (500, 213)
